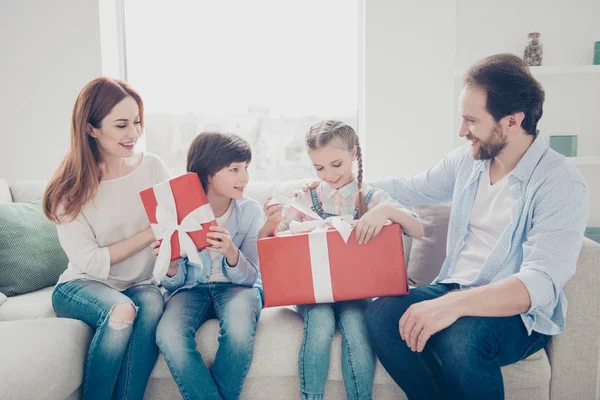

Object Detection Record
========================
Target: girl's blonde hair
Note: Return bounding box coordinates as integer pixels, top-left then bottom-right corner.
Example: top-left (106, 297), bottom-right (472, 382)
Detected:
top-left (305, 120), bottom-right (368, 217)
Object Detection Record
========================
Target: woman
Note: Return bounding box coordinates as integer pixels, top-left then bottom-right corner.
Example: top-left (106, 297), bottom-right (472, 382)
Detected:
top-left (43, 77), bottom-right (169, 400)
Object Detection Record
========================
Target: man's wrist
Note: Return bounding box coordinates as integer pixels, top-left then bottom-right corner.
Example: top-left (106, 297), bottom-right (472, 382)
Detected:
top-left (447, 288), bottom-right (475, 318)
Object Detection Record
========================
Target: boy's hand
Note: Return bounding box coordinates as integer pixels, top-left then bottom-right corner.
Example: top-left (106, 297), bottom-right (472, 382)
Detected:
top-left (355, 203), bottom-right (390, 245)
top-left (207, 226), bottom-right (239, 266)
top-left (151, 240), bottom-right (179, 277)
top-left (260, 198), bottom-right (283, 238)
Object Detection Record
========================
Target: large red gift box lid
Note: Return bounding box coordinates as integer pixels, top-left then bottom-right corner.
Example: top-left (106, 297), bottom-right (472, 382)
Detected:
top-left (258, 223), bottom-right (408, 307)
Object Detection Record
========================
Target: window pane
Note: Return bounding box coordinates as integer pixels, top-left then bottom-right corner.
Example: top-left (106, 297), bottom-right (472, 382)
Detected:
top-left (124, 0), bottom-right (359, 180)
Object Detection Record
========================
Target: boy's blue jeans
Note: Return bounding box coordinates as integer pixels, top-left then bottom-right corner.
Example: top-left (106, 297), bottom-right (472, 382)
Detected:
top-left (52, 279), bottom-right (164, 400)
top-left (296, 299), bottom-right (375, 400)
top-left (365, 283), bottom-right (550, 400)
top-left (156, 282), bottom-right (262, 400)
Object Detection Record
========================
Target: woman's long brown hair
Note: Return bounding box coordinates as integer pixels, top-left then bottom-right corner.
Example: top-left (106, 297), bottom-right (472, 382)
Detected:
top-left (43, 77), bottom-right (144, 223)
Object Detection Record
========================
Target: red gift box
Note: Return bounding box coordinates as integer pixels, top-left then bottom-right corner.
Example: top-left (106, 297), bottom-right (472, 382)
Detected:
top-left (140, 173), bottom-right (217, 279)
top-left (258, 222), bottom-right (408, 307)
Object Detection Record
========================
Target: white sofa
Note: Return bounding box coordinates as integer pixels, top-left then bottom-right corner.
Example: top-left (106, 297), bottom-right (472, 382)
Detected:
top-left (1, 178), bottom-right (599, 400)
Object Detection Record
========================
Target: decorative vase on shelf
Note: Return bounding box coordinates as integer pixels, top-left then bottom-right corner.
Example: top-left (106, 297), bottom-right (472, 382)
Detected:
top-left (524, 32), bottom-right (543, 66)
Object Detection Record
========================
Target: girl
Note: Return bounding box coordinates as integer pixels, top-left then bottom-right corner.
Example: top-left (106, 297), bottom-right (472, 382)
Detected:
top-left (261, 120), bottom-right (424, 400)
top-left (43, 77), bottom-right (169, 400)
top-left (153, 132), bottom-right (265, 400)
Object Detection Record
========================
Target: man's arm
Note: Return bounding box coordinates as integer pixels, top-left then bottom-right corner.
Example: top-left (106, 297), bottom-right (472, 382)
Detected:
top-left (401, 176), bottom-right (589, 352)
top-left (374, 145), bottom-right (467, 207)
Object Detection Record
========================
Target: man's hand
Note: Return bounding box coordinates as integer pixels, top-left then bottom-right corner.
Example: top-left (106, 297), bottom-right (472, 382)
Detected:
top-left (301, 181), bottom-right (321, 193)
top-left (399, 295), bottom-right (463, 352)
top-left (206, 226), bottom-right (239, 266)
top-left (355, 203), bottom-right (391, 244)
top-left (151, 240), bottom-right (179, 277)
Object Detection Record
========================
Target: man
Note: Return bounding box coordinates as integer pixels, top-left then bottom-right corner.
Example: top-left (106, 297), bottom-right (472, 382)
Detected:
top-left (365, 53), bottom-right (589, 399)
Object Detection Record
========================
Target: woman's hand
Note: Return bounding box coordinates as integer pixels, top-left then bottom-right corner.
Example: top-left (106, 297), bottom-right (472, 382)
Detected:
top-left (206, 226), bottom-right (239, 266)
top-left (151, 240), bottom-right (179, 277)
top-left (355, 203), bottom-right (391, 244)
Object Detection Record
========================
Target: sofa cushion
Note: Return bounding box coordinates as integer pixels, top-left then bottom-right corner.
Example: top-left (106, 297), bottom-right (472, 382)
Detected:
top-left (150, 306), bottom-right (550, 399)
top-left (9, 180), bottom-right (46, 203)
top-left (0, 318), bottom-right (92, 400)
top-left (0, 286), bottom-right (56, 321)
top-left (407, 204), bottom-right (450, 287)
top-left (150, 306), bottom-right (396, 384)
top-left (0, 291), bottom-right (6, 307)
top-left (0, 200), bottom-right (68, 296)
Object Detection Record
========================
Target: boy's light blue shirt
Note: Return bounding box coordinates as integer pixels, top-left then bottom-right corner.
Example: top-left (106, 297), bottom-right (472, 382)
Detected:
top-left (376, 136), bottom-right (589, 336)
top-left (161, 196), bottom-right (264, 300)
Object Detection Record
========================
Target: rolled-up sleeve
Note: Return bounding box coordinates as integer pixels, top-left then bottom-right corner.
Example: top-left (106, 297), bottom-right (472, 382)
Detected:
top-left (161, 258), bottom-right (188, 292)
top-left (222, 205), bottom-right (263, 287)
top-left (512, 179), bottom-right (589, 314)
top-left (56, 212), bottom-right (111, 280)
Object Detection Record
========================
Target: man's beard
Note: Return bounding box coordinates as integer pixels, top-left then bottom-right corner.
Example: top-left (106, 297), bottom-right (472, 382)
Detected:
top-left (471, 124), bottom-right (507, 160)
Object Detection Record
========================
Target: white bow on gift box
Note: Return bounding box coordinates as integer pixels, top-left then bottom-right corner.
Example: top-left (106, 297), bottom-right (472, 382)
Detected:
top-left (150, 180), bottom-right (215, 280)
top-left (268, 194), bottom-right (357, 303)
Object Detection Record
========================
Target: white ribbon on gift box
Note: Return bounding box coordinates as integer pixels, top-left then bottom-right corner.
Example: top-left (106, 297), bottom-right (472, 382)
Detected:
top-left (290, 216), bottom-right (356, 303)
top-left (268, 194), bottom-right (358, 303)
top-left (150, 180), bottom-right (215, 280)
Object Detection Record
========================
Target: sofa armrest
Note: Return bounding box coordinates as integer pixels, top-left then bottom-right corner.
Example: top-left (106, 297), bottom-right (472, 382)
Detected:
top-left (546, 237), bottom-right (600, 400)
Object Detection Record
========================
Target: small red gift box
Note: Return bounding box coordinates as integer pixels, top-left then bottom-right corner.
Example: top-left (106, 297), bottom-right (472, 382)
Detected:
top-left (258, 222), bottom-right (408, 307)
top-left (139, 173), bottom-right (217, 279)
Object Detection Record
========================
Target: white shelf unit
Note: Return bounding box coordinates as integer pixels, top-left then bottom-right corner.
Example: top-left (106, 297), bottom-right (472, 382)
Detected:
top-left (567, 156), bottom-right (600, 166)
top-left (454, 65), bottom-right (600, 78)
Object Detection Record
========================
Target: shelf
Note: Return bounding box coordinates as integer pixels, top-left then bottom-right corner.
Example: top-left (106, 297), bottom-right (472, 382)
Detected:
top-left (454, 65), bottom-right (600, 78)
top-left (529, 66), bottom-right (600, 76)
top-left (566, 156), bottom-right (600, 166)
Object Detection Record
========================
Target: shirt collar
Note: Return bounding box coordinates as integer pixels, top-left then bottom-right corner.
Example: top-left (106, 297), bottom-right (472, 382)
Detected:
top-left (466, 134), bottom-right (547, 186)
top-left (510, 134), bottom-right (548, 183)
top-left (322, 178), bottom-right (359, 200)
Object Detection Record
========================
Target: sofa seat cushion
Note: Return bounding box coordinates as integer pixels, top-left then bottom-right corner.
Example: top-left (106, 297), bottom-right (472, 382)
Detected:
top-left (0, 318), bottom-right (93, 400)
top-left (0, 286), bottom-right (55, 321)
top-left (150, 306), bottom-right (551, 399)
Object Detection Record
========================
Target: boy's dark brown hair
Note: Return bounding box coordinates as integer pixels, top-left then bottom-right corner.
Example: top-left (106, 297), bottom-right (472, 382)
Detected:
top-left (186, 132), bottom-right (252, 191)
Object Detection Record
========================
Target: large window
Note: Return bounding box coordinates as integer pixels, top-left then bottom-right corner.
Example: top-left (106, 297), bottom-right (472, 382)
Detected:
top-left (124, 0), bottom-right (360, 181)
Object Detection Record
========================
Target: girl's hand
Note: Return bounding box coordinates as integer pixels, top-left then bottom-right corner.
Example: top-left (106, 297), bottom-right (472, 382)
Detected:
top-left (355, 203), bottom-right (391, 245)
top-left (206, 226), bottom-right (239, 266)
top-left (301, 181), bottom-right (321, 193)
top-left (151, 240), bottom-right (179, 277)
top-left (260, 199), bottom-right (283, 238)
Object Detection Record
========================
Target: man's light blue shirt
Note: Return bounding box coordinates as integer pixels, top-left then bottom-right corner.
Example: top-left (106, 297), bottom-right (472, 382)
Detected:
top-left (376, 136), bottom-right (589, 335)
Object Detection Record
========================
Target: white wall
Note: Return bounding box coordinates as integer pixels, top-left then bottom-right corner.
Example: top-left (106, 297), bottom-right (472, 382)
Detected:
top-left (454, 0), bottom-right (600, 225)
top-left (0, 0), bottom-right (102, 182)
top-left (1, 0), bottom-right (597, 226)
top-left (455, 0), bottom-right (600, 68)
top-left (363, 0), bottom-right (458, 181)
